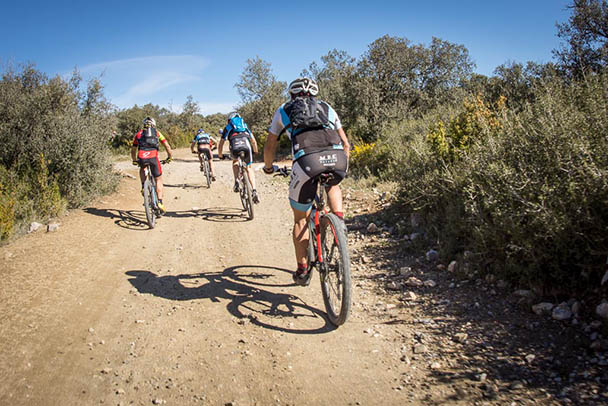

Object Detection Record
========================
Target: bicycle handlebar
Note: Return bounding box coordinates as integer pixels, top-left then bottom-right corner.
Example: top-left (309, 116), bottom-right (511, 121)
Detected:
top-left (265, 164), bottom-right (291, 177)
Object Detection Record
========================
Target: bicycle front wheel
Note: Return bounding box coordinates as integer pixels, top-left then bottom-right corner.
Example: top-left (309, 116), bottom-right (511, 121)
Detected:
top-left (319, 213), bottom-right (351, 326)
top-left (242, 170), bottom-right (254, 220)
top-left (143, 179), bottom-right (155, 229)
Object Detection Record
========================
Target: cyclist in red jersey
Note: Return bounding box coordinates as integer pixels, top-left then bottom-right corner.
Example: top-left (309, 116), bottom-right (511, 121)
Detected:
top-left (131, 117), bottom-right (173, 213)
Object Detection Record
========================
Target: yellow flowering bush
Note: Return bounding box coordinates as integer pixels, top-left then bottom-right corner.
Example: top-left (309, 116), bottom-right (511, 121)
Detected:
top-left (427, 95), bottom-right (505, 161)
top-left (350, 142), bottom-right (388, 178)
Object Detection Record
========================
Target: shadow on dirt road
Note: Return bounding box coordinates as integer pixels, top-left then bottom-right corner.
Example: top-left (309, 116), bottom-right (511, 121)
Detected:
top-left (125, 265), bottom-right (337, 335)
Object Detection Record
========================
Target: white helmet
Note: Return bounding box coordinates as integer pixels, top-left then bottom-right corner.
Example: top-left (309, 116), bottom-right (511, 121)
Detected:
top-left (288, 77), bottom-right (319, 97)
top-left (143, 117), bottom-right (156, 127)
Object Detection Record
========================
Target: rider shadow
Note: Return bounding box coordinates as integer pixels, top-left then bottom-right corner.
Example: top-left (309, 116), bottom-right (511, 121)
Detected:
top-left (84, 207), bottom-right (149, 230)
top-left (125, 264), bottom-right (336, 334)
top-left (163, 207), bottom-right (249, 223)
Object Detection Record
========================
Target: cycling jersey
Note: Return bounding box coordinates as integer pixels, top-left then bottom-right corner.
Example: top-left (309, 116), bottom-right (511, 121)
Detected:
top-left (221, 122), bottom-right (252, 140)
top-left (193, 132), bottom-right (212, 145)
top-left (133, 128), bottom-right (167, 156)
top-left (268, 100), bottom-right (344, 160)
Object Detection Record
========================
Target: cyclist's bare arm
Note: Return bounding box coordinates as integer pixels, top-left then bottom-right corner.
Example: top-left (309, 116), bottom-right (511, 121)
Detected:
top-left (130, 146), bottom-right (138, 162)
top-left (218, 138), bottom-right (226, 157)
top-left (338, 128), bottom-right (350, 159)
top-left (162, 140), bottom-right (173, 160)
top-left (263, 132), bottom-right (279, 169)
top-left (249, 131), bottom-right (259, 154)
top-left (190, 140), bottom-right (197, 153)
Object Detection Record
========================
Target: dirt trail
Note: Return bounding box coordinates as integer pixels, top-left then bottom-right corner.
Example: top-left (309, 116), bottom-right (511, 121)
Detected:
top-left (1, 149), bottom-right (604, 406)
top-left (0, 149), bottom-right (406, 406)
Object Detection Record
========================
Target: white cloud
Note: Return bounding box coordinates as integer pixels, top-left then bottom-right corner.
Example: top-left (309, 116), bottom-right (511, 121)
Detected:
top-left (198, 102), bottom-right (237, 115)
top-left (75, 55), bottom-right (211, 109)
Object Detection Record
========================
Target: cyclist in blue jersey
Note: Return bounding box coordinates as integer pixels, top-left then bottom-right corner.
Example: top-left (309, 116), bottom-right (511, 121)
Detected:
top-left (218, 113), bottom-right (260, 204)
top-left (263, 77), bottom-right (350, 284)
top-left (191, 128), bottom-right (218, 181)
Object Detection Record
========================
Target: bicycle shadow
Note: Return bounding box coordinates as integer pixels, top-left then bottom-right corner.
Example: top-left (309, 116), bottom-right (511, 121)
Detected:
top-left (125, 264), bottom-right (336, 334)
top-left (163, 207), bottom-right (249, 223)
top-left (84, 207), bottom-right (149, 230)
top-left (164, 183), bottom-right (203, 190)
top-left (170, 158), bottom-right (199, 163)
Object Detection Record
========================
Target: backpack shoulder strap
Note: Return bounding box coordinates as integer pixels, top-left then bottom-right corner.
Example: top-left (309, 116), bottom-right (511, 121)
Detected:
top-left (277, 103), bottom-right (292, 137)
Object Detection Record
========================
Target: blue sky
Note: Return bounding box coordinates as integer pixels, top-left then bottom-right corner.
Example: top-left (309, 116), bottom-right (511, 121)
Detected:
top-left (1, 0), bottom-right (571, 115)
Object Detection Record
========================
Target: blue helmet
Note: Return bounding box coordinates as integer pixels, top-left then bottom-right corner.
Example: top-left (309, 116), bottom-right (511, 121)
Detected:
top-left (197, 128), bottom-right (204, 135)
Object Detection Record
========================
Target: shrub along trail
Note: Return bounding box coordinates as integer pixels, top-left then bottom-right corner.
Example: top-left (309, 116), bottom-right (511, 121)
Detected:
top-left (0, 148), bottom-right (604, 405)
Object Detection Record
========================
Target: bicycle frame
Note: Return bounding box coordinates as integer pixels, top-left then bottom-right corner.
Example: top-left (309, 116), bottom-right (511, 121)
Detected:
top-left (309, 176), bottom-right (333, 266)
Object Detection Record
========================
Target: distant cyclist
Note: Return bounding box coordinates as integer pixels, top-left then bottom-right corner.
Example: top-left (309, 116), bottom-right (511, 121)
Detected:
top-left (263, 77), bottom-right (350, 285)
top-left (131, 117), bottom-right (173, 213)
top-left (191, 128), bottom-right (218, 181)
top-left (218, 113), bottom-right (260, 204)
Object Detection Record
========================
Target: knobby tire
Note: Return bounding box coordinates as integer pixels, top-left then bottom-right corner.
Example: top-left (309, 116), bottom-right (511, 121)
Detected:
top-left (242, 170), bottom-right (254, 220)
top-left (319, 213), bottom-right (351, 326)
top-left (203, 157), bottom-right (211, 188)
top-left (143, 178), bottom-right (155, 229)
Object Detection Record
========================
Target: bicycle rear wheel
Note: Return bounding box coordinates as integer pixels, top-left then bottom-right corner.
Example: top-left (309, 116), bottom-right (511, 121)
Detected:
top-left (319, 213), bottom-right (351, 326)
top-left (242, 170), bottom-right (254, 220)
top-left (143, 179), bottom-right (155, 229)
top-left (238, 173), bottom-right (248, 211)
top-left (203, 157), bottom-right (211, 188)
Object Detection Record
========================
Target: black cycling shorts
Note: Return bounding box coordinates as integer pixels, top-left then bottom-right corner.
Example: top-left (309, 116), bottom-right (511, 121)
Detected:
top-left (230, 136), bottom-right (253, 165)
top-left (289, 149), bottom-right (347, 211)
top-left (197, 145), bottom-right (212, 160)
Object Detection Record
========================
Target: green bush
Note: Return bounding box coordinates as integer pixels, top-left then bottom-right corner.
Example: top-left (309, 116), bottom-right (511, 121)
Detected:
top-left (393, 73), bottom-right (608, 291)
top-left (0, 64), bottom-right (117, 240)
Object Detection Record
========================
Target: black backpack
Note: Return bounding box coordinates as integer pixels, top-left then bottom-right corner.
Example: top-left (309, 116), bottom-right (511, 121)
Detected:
top-left (280, 97), bottom-right (342, 157)
top-left (139, 127), bottom-right (159, 150)
top-left (280, 96), bottom-right (329, 136)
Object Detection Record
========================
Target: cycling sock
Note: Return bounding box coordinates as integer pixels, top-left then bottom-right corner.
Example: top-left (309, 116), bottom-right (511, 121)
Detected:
top-left (297, 262), bottom-right (307, 271)
top-left (334, 211), bottom-right (344, 219)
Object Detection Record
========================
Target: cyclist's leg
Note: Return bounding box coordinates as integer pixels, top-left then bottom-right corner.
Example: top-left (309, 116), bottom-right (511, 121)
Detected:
top-left (232, 158), bottom-right (239, 180)
top-left (325, 150), bottom-right (348, 218)
top-left (243, 140), bottom-right (256, 190)
top-left (148, 156), bottom-right (164, 201)
top-left (327, 185), bottom-right (343, 213)
top-left (138, 166), bottom-right (146, 188)
top-left (289, 160), bottom-right (318, 273)
top-left (204, 147), bottom-right (215, 175)
top-left (155, 175), bottom-right (164, 200)
top-left (291, 207), bottom-right (310, 267)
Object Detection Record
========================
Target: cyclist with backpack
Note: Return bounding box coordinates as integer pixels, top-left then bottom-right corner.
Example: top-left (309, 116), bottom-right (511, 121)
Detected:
top-left (131, 117), bottom-right (173, 213)
top-left (263, 77), bottom-right (350, 285)
top-left (218, 113), bottom-right (260, 204)
top-left (191, 128), bottom-right (217, 181)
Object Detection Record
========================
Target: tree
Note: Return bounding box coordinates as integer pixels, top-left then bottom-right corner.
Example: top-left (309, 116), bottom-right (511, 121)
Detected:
top-left (303, 49), bottom-right (357, 130)
top-left (235, 57), bottom-right (280, 104)
top-left (349, 35), bottom-right (474, 141)
top-left (554, 0), bottom-right (608, 78)
top-left (179, 95), bottom-right (200, 131)
top-left (235, 58), bottom-right (286, 138)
